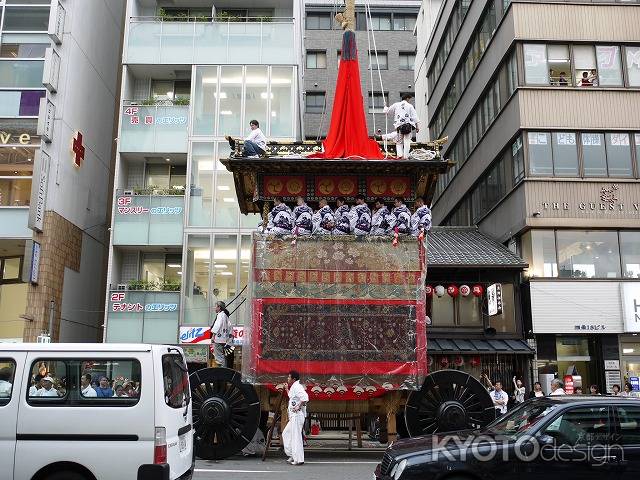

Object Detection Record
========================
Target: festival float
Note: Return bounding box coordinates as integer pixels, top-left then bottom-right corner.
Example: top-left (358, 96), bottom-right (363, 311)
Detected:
top-left (188, 0), bottom-right (497, 460)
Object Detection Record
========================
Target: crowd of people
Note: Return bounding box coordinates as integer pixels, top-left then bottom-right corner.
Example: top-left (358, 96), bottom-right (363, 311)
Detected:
top-left (482, 374), bottom-right (639, 417)
top-left (258, 195), bottom-right (432, 238)
top-left (25, 373), bottom-right (140, 399)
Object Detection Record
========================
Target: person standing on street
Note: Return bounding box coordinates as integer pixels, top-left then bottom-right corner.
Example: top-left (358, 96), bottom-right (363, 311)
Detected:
top-left (492, 381), bottom-right (509, 416)
top-left (549, 378), bottom-right (566, 396)
top-left (512, 376), bottom-right (526, 405)
top-left (211, 301), bottom-right (230, 367)
top-left (282, 370), bottom-right (309, 466)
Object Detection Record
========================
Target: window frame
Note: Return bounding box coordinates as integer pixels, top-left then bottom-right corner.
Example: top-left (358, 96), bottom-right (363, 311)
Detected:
top-left (399, 52), bottom-right (416, 71)
top-left (306, 50), bottom-right (327, 69)
top-left (614, 405), bottom-right (640, 446)
top-left (162, 353), bottom-right (190, 409)
top-left (0, 358), bottom-right (17, 406)
top-left (368, 51), bottom-right (388, 70)
top-left (305, 91), bottom-right (326, 114)
top-left (305, 13), bottom-right (331, 30)
top-left (26, 358), bottom-right (142, 407)
top-left (541, 406), bottom-right (613, 447)
top-left (0, 256), bottom-right (24, 284)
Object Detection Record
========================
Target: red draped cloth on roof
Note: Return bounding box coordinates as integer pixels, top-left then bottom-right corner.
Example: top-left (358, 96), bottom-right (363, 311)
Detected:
top-left (308, 31), bottom-right (383, 159)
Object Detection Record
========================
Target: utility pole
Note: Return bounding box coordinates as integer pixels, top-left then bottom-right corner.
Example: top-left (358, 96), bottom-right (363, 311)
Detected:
top-left (48, 299), bottom-right (55, 342)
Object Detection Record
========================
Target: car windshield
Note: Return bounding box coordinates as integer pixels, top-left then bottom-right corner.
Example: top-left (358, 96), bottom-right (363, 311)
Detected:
top-left (484, 401), bottom-right (559, 438)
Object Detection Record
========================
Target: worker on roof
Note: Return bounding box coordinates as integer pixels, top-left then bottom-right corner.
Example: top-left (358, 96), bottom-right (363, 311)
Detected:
top-left (226, 119), bottom-right (267, 158)
top-left (383, 93), bottom-right (420, 159)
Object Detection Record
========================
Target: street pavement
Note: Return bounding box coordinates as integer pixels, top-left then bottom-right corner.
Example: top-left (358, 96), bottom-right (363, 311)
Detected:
top-left (194, 450), bottom-right (383, 480)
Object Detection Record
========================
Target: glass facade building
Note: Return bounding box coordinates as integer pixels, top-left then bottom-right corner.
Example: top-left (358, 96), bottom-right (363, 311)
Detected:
top-left (104, 1), bottom-right (303, 349)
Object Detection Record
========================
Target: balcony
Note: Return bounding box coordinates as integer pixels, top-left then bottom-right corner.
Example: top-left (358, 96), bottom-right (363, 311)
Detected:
top-left (126, 17), bottom-right (295, 65)
top-left (112, 190), bottom-right (184, 246)
top-left (105, 290), bottom-right (180, 344)
top-left (119, 103), bottom-right (189, 154)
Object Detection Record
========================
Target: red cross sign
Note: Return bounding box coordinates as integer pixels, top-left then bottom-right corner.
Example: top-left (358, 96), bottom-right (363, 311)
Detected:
top-left (72, 131), bottom-right (85, 168)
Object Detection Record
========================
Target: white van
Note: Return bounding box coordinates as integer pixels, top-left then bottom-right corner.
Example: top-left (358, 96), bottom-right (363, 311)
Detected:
top-left (0, 343), bottom-right (194, 480)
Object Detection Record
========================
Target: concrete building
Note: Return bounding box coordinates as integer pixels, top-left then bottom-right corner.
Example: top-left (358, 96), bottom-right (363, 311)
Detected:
top-left (303, 0), bottom-right (420, 140)
top-left (0, 0), bottom-right (125, 343)
top-left (103, 0), bottom-right (304, 363)
top-left (418, 0), bottom-right (640, 394)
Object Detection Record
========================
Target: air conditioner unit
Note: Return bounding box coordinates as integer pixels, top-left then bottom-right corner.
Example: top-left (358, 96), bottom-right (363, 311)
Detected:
top-left (116, 284), bottom-right (128, 291)
top-left (123, 190), bottom-right (133, 196)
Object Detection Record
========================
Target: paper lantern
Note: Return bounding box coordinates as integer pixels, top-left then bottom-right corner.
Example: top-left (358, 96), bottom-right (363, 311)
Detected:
top-left (459, 284), bottom-right (471, 297)
top-left (447, 285), bottom-right (459, 298)
top-left (469, 356), bottom-right (481, 368)
top-left (472, 284), bottom-right (484, 297)
top-left (439, 357), bottom-right (449, 369)
top-left (454, 355), bottom-right (465, 367)
top-left (435, 285), bottom-right (446, 297)
top-left (427, 355), bottom-right (433, 367)
top-left (425, 285), bottom-right (434, 297)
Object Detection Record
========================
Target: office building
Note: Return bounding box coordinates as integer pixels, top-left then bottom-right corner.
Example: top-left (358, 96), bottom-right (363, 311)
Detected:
top-left (418, 0), bottom-right (640, 392)
top-left (0, 0), bottom-right (125, 343)
top-left (103, 0), bottom-right (304, 363)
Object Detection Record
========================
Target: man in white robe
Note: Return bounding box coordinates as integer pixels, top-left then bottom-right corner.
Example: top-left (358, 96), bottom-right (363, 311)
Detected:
top-left (259, 197), bottom-right (293, 235)
top-left (332, 197), bottom-right (351, 235)
top-left (371, 198), bottom-right (393, 235)
top-left (349, 194), bottom-right (371, 236)
top-left (293, 196), bottom-right (313, 236)
top-left (390, 196), bottom-right (412, 234)
top-left (312, 198), bottom-right (335, 235)
top-left (410, 196), bottom-right (432, 236)
top-left (383, 93), bottom-right (420, 159)
top-left (282, 370), bottom-right (308, 466)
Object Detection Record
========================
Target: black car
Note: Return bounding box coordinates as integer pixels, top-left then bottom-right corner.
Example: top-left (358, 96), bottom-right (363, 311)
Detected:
top-left (374, 396), bottom-right (640, 480)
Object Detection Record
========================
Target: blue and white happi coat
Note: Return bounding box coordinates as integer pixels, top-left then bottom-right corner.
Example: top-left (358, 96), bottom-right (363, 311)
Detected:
top-left (293, 203), bottom-right (314, 236)
top-left (261, 203), bottom-right (293, 235)
top-left (390, 204), bottom-right (412, 235)
top-left (371, 206), bottom-right (393, 235)
top-left (411, 205), bottom-right (432, 236)
top-left (349, 204), bottom-right (372, 236)
top-left (332, 204), bottom-right (351, 235)
top-left (312, 205), bottom-right (335, 235)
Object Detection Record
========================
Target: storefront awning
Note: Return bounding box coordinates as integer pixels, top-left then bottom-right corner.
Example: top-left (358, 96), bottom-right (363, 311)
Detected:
top-left (428, 338), bottom-right (534, 355)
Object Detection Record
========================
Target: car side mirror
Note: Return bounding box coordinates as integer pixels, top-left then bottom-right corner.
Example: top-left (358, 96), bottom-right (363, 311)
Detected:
top-left (537, 434), bottom-right (554, 446)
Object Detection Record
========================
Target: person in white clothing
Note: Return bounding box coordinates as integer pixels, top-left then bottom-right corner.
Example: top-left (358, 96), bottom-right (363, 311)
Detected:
top-left (282, 370), bottom-right (308, 466)
top-left (211, 301), bottom-right (230, 367)
top-left (28, 374), bottom-right (43, 397)
top-left (491, 381), bottom-right (509, 416)
top-left (37, 376), bottom-right (59, 397)
top-left (80, 373), bottom-right (97, 397)
top-left (512, 376), bottom-right (525, 404)
top-left (227, 119), bottom-right (268, 157)
top-left (0, 367), bottom-right (13, 397)
top-left (383, 93), bottom-right (420, 159)
top-left (549, 378), bottom-right (566, 396)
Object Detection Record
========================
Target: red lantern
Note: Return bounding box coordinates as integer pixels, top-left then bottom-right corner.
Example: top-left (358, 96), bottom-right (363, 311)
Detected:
top-left (469, 356), bottom-right (481, 368)
top-left (439, 357), bottom-right (449, 369)
top-left (459, 284), bottom-right (471, 297)
top-left (425, 285), bottom-right (434, 297)
top-left (472, 284), bottom-right (484, 297)
top-left (454, 355), bottom-right (464, 367)
top-left (447, 285), bottom-right (459, 298)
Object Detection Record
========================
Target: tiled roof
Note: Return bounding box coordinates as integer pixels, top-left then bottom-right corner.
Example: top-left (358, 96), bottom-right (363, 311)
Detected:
top-left (427, 227), bottom-right (527, 268)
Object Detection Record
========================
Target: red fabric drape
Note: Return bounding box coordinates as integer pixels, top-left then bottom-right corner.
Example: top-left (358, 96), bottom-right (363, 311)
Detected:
top-left (308, 31), bottom-right (383, 159)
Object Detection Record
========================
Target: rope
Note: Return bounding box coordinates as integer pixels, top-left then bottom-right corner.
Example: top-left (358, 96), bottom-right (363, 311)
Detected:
top-left (365, 2), bottom-right (376, 133)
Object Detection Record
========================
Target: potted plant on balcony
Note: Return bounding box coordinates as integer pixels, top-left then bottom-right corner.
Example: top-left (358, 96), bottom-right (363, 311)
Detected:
top-left (162, 280), bottom-right (182, 292)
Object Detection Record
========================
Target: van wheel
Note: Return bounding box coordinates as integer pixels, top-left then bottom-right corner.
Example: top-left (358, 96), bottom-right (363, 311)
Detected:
top-left (190, 367), bottom-right (260, 460)
top-left (44, 471), bottom-right (88, 480)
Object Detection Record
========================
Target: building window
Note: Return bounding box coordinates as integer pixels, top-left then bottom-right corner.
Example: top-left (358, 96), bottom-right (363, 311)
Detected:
top-left (184, 235), bottom-right (211, 325)
top-left (306, 50), bottom-right (327, 69)
top-left (605, 133), bottom-right (633, 177)
top-left (150, 80), bottom-right (190, 103)
top-left (0, 60), bottom-right (44, 88)
top-left (507, 50), bottom-right (518, 95)
top-left (393, 14), bottom-right (416, 32)
top-left (528, 132), bottom-right (553, 176)
top-left (522, 230), bottom-right (558, 278)
top-left (2, 6), bottom-right (50, 31)
top-left (305, 92), bottom-right (326, 114)
top-left (574, 45), bottom-right (597, 86)
top-left (552, 132), bottom-right (579, 176)
top-left (368, 13), bottom-right (391, 31)
top-left (627, 46), bottom-right (640, 87)
top-left (1, 257), bottom-right (23, 283)
top-left (0, 43), bottom-right (48, 58)
top-left (306, 13), bottom-right (331, 30)
top-left (596, 46), bottom-right (623, 86)
top-left (0, 360), bottom-right (16, 404)
top-left (556, 230), bottom-right (621, 279)
top-left (368, 91), bottom-right (387, 113)
top-left (620, 231), bottom-right (640, 279)
top-left (581, 133), bottom-right (607, 177)
top-left (489, 284), bottom-right (516, 333)
top-left (512, 136), bottom-right (524, 183)
top-left (368, 51), bottom-right (387, 70)
top-left (399, 52), bottom-right (415, 70)
top-left (524, 44), bottom-right (550, 84)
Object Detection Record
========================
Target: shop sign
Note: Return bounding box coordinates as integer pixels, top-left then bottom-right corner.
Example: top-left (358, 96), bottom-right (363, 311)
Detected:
top-left (563, 375), bottom-right (575, 395)
top-left (179, 326), bottom-right (211, 345)
top-left (231, 326), bottom-right (244, 346)
top-left (573, 324), bottom-right (607, 331)
top-left (630, 377), bottom-right (640, 392)
top-left (604, 360), bottom-right (620, 370)
top-left (487, 284), bottom-right (503, 316)
top-left (622, 283), bottom-right (640, 332)
top-left (182, 345), bottom-right (208, 363)
top-left (123, 107), bottom-right (187, 126)
top-left (109, 292), bottom-right (177, 312)
top-left (116, 197), bottom-right (183, 215)
top-left (28, 150), bottom-right (50, 233)
top-left (539, 184), bottom-right (640, 215)
top-left (0, 131), bottom-right (34, 145)
top-left (605, 370), bottom-right (622, 394)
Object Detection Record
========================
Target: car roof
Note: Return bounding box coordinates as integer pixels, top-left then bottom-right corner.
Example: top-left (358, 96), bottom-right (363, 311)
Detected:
top-left (0, 343), bottom-right (159, 353)
top-left (530, 396), bottom-right (639, 405)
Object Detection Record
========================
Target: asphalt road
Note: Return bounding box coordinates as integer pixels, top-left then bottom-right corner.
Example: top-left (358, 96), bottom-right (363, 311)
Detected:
top-left (194, 450), bottom-right (382, 480)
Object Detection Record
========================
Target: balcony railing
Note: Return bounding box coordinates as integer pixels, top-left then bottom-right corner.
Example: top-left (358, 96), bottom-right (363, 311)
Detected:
top-left (106, 290), bottom-right (180, 344)
top-left (126, 17), bottom-right (295, 65)
top-left (119, 104), bottom-right (189, 153)
top-left (112, 192), bottom-right (184, 246)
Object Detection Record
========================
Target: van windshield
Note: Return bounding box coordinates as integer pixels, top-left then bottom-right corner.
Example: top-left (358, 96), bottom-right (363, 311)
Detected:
top-left (162, 354), bottom-right (190, 409)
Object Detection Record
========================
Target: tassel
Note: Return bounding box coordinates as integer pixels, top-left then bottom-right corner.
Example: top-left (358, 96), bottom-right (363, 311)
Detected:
top-left (392, 226), bottom-right (399, 247)
top-left (418, 228), bottom-right (424, 242)
top-left (291, 227), bottom-right (298, 246)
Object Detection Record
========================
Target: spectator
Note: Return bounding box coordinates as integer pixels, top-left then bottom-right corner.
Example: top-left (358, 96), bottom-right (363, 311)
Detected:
top-left (81, 374), bottom-right (97, 397)
top-left (549, 378), bottom-right (565, 396)
top-left (37, 376), bottom-right (59, 397)
top-left (512, 376), bottom-right (526, 405)
top-left (95, 376), bottom-right (114, 398)
top-left (0, 367), bottom-right (13, 397)
top-left (492, 381), bottom-right (509, 416)
top-left (113, 384), bottom-right (128, 398)
top-left (574, 386), bottom-right (583, 395)
top-left (558, 72), bottom-right (569, 86)
top-left (621, 382), bottom-right (634, 397)
top-left (580, 71), bottom-right (592, 86)
top-left (612, 384), bottom-right (621, 396)
top-left (588, 69), bottom-right (598, 86)
top-left (29, 374), bottom-right (43, 396)
top-left (589, 384), bottom-right (600, 395)
top-left (529, 381), bottom-right (545, 399)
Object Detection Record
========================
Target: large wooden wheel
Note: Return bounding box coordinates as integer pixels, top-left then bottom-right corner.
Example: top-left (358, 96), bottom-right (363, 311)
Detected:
top-left (190, 367), bottom-right (260, 460)
top-left (404, 369), bottom-right (495, 437)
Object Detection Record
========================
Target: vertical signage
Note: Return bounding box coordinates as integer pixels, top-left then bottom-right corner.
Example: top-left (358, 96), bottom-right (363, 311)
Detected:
top-left (21, 240), bottom-right (41, 284)
top-left (487, 283), bottom-right (503, 316)
top-left (28, 150), bottom-right (50, 232)
top-left (622, 283), bottom-right (640, 333)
